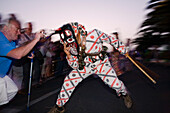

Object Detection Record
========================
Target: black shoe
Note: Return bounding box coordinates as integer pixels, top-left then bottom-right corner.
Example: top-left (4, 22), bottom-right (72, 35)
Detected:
top-left (48, 105), bottom-right (65, 113)
top-left (34, 82), bottom-right (42, 88)
top-left (122, 95), bottom-right (133, 109)
top-left (18, 89), bottom-right (27, 95)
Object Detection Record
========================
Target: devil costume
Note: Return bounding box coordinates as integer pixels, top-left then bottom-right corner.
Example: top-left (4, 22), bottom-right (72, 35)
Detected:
top-left (48, 22), bottom-right (132, 113)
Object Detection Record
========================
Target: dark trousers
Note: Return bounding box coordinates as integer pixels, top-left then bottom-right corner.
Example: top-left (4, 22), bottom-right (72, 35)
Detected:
top-left (22, 58), bottom-right (41, 90)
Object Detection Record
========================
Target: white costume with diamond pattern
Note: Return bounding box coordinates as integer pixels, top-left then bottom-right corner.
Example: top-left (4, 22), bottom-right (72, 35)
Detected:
top-left (56, 29), bottom-right (128, 106)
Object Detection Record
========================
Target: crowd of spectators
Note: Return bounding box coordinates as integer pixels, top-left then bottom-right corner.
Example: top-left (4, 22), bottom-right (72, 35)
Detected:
top-left (0, 14), bottom-right (71, 96)
top-left (0, 13), bottom-right (44, 105)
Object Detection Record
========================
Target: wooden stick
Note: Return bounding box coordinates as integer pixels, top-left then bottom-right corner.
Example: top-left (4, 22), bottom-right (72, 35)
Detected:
top-left (126, 54), bottom-right (156, 84)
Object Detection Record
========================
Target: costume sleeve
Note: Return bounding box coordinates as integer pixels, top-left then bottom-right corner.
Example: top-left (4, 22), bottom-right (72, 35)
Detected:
top-left (0, 40), bottom-right (15, 56)
top-left (95, 29), bottom-right (128, 55)
top-left (66, 55), bottom-right (79, 69)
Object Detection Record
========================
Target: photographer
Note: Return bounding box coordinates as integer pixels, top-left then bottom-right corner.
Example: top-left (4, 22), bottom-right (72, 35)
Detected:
top-left (0, 18), bottom-right (44, 105)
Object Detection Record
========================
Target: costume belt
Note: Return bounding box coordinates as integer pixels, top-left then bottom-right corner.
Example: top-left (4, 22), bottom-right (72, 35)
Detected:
top-left (78, 46), bottom-right (107, 70)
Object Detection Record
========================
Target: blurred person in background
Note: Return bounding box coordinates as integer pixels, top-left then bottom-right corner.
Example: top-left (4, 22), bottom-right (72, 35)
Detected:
top-left (0, 14), bottom-right (2, 30)
top-left (109, 32), bottom-right (125, 76)
top-left (0, 14), bottom-right (1, 23)
top-left (124, 38), bottom-right (133, 71)
top-left (17, 22), bottom-right (44, 93)
top-left (52, 41), bottom-right (66, 77)
top-left (110, 32), bottom-right (132, 76)
top-left (44, 41), bottom-right (56, 78)
top-left (0, 17), bottom-right (44, 105)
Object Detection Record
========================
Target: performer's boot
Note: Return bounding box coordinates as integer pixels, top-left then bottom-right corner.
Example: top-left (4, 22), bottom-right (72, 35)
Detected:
top-left (48, 105), bottom-right (65, 113)
top-left (122, 94), bottom-right (133, 109)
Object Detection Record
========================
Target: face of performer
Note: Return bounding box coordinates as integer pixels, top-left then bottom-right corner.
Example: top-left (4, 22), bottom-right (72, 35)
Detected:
top-left (60, 24), bottom-right (79, 56)
top-left (25, 22), bottom-right (32, 35)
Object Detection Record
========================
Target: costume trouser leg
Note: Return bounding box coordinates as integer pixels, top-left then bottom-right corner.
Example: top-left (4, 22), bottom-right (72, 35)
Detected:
top-left (96, 59), bottom-right (133, 108)
top-left (56, 59), bottom-right (128, 106)
top-left (56, 70), bottom-right (89, 106)
top-left (96, 60), bottom-right (127, 96)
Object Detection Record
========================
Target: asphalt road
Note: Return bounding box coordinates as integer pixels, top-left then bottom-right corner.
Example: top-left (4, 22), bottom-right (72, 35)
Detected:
top-left (0, 63), bottom-right (170, 113)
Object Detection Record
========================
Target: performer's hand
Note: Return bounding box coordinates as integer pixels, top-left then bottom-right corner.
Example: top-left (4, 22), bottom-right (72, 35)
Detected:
top-left (125, 52), bottom-right (129, 58)
top-left (63, 42), bottom-right (71, 59)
